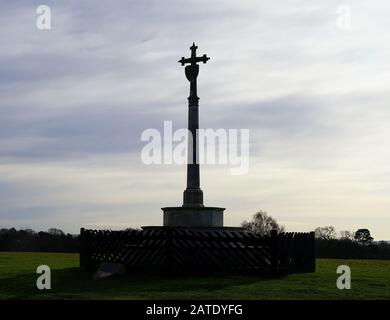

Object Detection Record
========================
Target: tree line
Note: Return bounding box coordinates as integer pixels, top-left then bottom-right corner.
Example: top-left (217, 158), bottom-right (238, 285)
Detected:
top-left (313, 225), bottom-right (390, 259)
top-left (241, 211), bottom-right (390, 259)
top-left (0, 228), bottom-right (79, 252)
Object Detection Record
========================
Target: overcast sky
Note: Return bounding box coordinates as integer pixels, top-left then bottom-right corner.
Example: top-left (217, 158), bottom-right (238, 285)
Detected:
top-left (1, 1), bottom-right (389, 239)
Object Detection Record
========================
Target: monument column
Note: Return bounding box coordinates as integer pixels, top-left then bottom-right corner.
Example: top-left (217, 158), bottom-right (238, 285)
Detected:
top-left (181, 43), bottom-right (208, 207)
top-left (162, 43), bottom-right (224, 228)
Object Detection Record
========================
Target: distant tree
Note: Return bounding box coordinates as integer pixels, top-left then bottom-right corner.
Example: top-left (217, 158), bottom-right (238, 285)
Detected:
top-left (124, 227), bottom-right (142, 232)
top-left (314, 226), bottom-right (336, 240)
top-left (241, 210), bottom-right (285, 236)
top-left (26, 229), bottom-right (36, 236)
top-left (354, 229), bottom-right (373, 245)
top-left (47, 228), bottom-right (65, 236)
top-left (339, 230), bottom-right (355, 241)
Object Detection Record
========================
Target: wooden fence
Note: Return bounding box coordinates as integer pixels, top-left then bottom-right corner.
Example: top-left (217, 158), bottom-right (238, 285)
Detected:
top-left (80, 227), bottom-right (315, 275)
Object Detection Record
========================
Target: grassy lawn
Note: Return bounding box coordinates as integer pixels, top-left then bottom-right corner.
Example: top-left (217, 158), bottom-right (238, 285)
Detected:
top-left (0, 252), bottom-right (389, 300)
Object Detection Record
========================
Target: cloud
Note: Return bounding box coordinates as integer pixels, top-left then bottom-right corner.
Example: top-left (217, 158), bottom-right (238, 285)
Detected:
top-left (0, 0), bottom-right (390, 239)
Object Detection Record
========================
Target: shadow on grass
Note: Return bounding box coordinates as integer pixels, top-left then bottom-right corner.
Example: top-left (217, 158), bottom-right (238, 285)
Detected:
top-left (0, 267), bottom-right (288, 300)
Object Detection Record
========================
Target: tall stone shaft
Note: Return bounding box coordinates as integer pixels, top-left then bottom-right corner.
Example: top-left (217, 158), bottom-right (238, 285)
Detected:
top-left (183, 78), bottom-right (203, 207)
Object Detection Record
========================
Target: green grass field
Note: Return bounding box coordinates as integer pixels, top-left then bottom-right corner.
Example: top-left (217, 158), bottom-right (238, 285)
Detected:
top-left (0, 252), bottom-right (389, 300)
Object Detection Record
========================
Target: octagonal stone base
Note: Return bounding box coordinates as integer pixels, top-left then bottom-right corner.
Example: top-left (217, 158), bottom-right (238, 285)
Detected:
top-left (162, 206), bottom-right (225, 228)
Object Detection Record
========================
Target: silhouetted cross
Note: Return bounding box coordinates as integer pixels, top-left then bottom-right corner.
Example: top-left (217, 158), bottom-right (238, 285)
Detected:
top-left (178, 43), bottom-right (209, 207)
top-left (178, 42), bottom-right (210, 66)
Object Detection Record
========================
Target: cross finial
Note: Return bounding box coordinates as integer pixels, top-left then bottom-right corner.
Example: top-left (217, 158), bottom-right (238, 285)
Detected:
top-left (178, 42), bottom-right (210, 66)
top-left (190, 42), bottom-right (198, 58)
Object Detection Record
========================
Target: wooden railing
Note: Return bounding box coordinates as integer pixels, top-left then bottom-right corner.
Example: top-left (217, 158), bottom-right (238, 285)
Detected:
top-left (80, 227), bottom-right (315, 275)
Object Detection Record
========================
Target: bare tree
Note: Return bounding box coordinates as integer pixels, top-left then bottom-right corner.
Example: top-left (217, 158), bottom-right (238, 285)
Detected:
top-left (339, 230), bottom-right (355, 241)
top-left (241, 210), bottom-right (285, 236)
top-left (314, 226), bottom-right (336, 240)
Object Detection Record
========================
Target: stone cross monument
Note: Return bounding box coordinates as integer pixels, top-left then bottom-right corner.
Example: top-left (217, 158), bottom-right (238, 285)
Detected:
top-left (180, 42), bottom-right (208, 207)
top-left (162, 43), bottom-right (225, 227)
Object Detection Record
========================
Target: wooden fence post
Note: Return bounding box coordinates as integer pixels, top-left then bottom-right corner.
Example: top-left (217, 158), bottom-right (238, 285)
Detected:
top-left (79, 228), bottom-right (91, 271)
top-left (270, 229), bottom-right (278, 274)
top-left (309, 231), bottom-right (316, 272)
top-left (79, 227), bottom-right (86, 269)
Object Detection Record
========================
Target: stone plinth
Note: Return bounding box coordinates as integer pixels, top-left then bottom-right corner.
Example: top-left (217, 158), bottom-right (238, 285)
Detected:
top-left (162, 206), bottom-right (225, 227)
